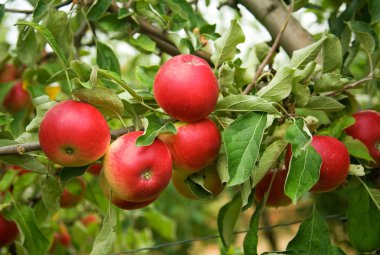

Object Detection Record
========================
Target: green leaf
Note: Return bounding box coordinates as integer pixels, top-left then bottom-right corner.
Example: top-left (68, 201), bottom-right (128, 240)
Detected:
top-left (96, 41), bottom-right (120, 75)
top-left (243, 200), bottom-right (265, 255)
top-left (136, 114), bottom-right (176, 146)
top-left (87, 0), bottom-right (112, 21)
top-left (90, 201), bottom-right (117, 255)
top-left (314, 73), bottom-right (349, 93)
top-left (347, 178), bottom-right (380, 252)
top-left (0, 154), bottom-right (48, 174)
top-left (16, 29), bottom-right (41, 67)
top-left (287, 209), bottom-right (330, 255)
top-left (129, 35), bottom-right (156, 53)
top-left (40, 175), bottom-right (63, 212)
top-left (33, 0), bottom-right (48, 22)
top-left (26, 96), bottom-right (56, 132)
top-left (304, 96), bottom-right (345, 112)
top-left (184, 172), bottom-right (213, 200)
top-left (369, 0), bottom-right (380, 24)
top-left (348, 21), bottom-right (378, 54)
top-left (368, 187), bottom-right (380, 211)
top-left (343, 135), bottom-right (375, 162)
top-left (256, 67), bottom-right (295, 102)
top-left (211, 19), bottom-right (245, 67)
top-left (284, 119), bottom-right (311, 154)
top-left (145, 209), bottom-right (177, 240)
top-left (251, 140), bottom-right (287, 188)
top-left (328, 245), bottom-right (347, 255)
top-left (135, 65), bottom-right (159, 89)
top-left (0, 4), bottom-right (4, 23)
top-left (59, 166), bottom-right (87, 182)
top-left (217, 193), bottom-right (242, 249)
top-left (223, 112), bottom-right (267, 186)
top-left (46, 68), bottom-right (77, 83)
top-left (317, 115), bottom-right (355, 138)
top-left (323, 34), bottom-right (342, 73)
top-left (289, 35), bottom-right (327, 69)
top-left (7, 203), bottom-right (50, 255)
top-left (70, 60), bottom-right (92, 82)
top-left (0, 112), bottom-right (13, 126)
top-left (16, 21), bottom-right (67, 66)
top-left (72, 87), bottom-right (124, 118)
top-left (215, 95), bottom-right (280, 115)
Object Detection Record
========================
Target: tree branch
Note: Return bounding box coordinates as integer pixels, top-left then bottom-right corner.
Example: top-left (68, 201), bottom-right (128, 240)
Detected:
top-left (5, 0), bottom-right (73, 14)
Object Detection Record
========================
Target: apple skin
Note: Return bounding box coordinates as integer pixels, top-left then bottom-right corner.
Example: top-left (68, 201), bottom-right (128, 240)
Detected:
top-left (2, 81), bottom-right (31, 114)
top-left (39, 100), bottom-right (111, 167)
top-left (172, 164), bottom-right (224, 200)
top-left (285, 135), bottom-right (350, 193)
top-left (159, 118), bottom-right (221, 174)
top-left (60, 177), bottom-right (86, 208)
top-left (153, 54), bottom-right (219, 122)
top-left (103, 131), bottom-right (172, 202)
top-left (254, 168), bottom-right (292, 207)
top-left (345, 110), bottom-right (380, 168)
top-left (86, 162), bottom-right (102, 176)
top-left (0, 214), bottom-right (19, 247)
top-left (0, 64), bottom-right (19, 83)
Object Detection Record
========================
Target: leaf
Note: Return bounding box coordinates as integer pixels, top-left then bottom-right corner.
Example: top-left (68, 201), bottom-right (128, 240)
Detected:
top-left (217, 193), bottom-right (242, 249)
top-left (16, 29), bottom-right (41, 67)
top-left (256, 67), bottom-right (295, 102)
top-left (314, 73), bottom-right (349, 93)
top-left (0, 4), bottom-right (4, 23)
top-left (59, 166), bottom-right (87, 182)
top-left (46, 68), bottom-right (77, 83)
top-left (135, 65), bottom-right (159, 89)
top-left (342, 136), bottom-right (375, 162)
top-left (70, 60), bottom-right (92, 82)
top-left (136, 114), bottom-right (177, 146)
top-left (304, 96), bottom-right (345, 112)
top-left (87, 0), bottom-right (112, 21)
top-left (90, 201), bottom-right (117, 255)
top-left (347, 178), bottom-right (380, 252)
top-left (40, 175), bottom-right (63, 212)
top-left (184, 173), bottom-right (213, 200)
top-left (33, 0), bottom-right (48, 22)
top-left (284, 119), bottom-right (311, 154)
top-left (0, 154), bottom-right (48, 174)
top-left (215, 95), bottom-right (280, 115)
top-left (348, 21), bottom-right (378, 54)
top-left (323, 34), bottom-right (342, 73)
top-left (251, 140), bottom-right (287, 188)
top-left (72, 87), bottom-right (124, 118)
top-left (317, 115), bottom-right (355, 138)
top-left (96, 41), bottom-right (121, 75)
top-left (287, 209), bottom-right (330, 255)
top-left (129, 35), bottom-right (156, 53)
top-left (243, 200), bottom-right (265, 255)
top-left (289, 34), bottom-right (327, 69)
top-left (16, 21), bottom-right (67, 66)
top-left (26, 96), bottom-right (57, 132)
top-left (223, 112), bottom-right (267, 186)
top-left (0, 112), bottom-right (13, 126)
top-left (369, 0), bottom-right (380, 24)
top-left (7, 203), bottom-right (50, 255)
top-left (145, 209), bottom-right (177, 240)
top-left (211, 19), bottom-right (245, 67)
top-left (368, 187), bottom-right (380, 211)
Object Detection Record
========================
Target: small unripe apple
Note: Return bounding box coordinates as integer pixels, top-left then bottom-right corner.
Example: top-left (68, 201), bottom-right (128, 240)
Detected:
top-left (344, 110), bottom-right (380, 168)
top-left (285, 135), bottom-right (350, 192)
top-left (50, 223), bottom-right (71, 253)
top-left (0, 64), bottom-right (19, 83)
top-left (80, 214), bottom-right (100, 226)
top-left (154, 54), bottom-right (219, 122)
top-left (2, 81), bottom-right (31, 114)
top-left (60, 177), bottom-right (86, 208)
top-left (39, 100), bottom-right (111, 167)
top-left (159, 118), bottom-right (221, 174)
top-left (0, 214), bottom-right (19, 247)
top-left (172, 164), bottom-right (224, 200)
top-left (103, 131), bottom-right (172, 202)
top-left (86, 162), bottom-right (102, 176)
top-left (254, 168), bottom-right (291, 207)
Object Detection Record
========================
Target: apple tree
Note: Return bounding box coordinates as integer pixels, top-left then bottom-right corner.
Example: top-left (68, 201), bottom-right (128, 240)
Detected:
top-left (0, 0), bottom-right (380, 254)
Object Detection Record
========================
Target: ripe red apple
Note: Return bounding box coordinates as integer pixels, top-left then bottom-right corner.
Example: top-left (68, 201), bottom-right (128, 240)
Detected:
top-left (254, 168), bottom-right (292, 207)
top-left (0, 214), bottom-right (19, 247)
top-left (103, 131), bottom-right (172, 202)
top-left (2, 81), bottom-right (31, 114)
top-left (0, 64), bottom-right (19, 83)
top-left (39, 100), bottom-right (111, 167)
top-left (172, 164), bottom-right (224, 200)
top-left (153, 54), bottom-right (219, 122)
top-left (159, 118), bottom-right (221, 174)
top-left (60, 177), bottom-right (86, 208)
top-left (86, 162), bottom-right (102, 176)
top-left (285, 135), bottom-right (350, 192)
top-left (345, 110), bottom-right (380, 168)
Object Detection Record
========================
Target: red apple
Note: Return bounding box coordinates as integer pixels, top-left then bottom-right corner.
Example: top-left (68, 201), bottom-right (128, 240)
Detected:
top-left (153, 54), bottom-right (219, 122)
top-left (345, 110), bottom-right (380, 168)
top-left (80, 214), bottom-right (100, 226)
top-left (0, 214), bottom-right (19, 247)
top-left (254, 168), bottom-right (292, 207)
top-left (103, 131), bottom-right (172, 202)
top-left (86, 162), bottom-right (102, 176)
top-left (159, 118), bottom-right (221, 174)
top-left (51, 223), bottom-right (71, 252)
top-left (39, 100), bottom-right (111, 167)
top-left (60, 177), bottom-right (86, 208)
top-left (0, 64), bottom-right (19, 83)
top-left (2, 81), bottom-right (31, 114)
top-left (285, 135), bottom-right (350, 192)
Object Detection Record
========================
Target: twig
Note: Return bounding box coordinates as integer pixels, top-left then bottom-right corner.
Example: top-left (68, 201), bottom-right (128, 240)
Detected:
top-left (5, 0), bottom-right (73, 14)
top-left (326, 75), bottom-right (374, 96)
top-left (243, 1), bottom-right (294, 95)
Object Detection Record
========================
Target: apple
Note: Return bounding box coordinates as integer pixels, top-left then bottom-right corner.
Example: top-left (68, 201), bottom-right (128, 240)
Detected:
top-left (2, 81), bottom-right (31, 114)
top-left (0, 214), bottom-right (19, 247)
top-left (159, 118), bottom-right (221, 174)
top-left (153, 54), bottom-right (219, 122)
top-left (103, 131), bottom-right (172, 202)
top-left (254, 168), bottom-right (292, 207)
top-left (86, 162), bottom-right (102, 176)
top-left (80, 214), bottom-right (100, 226)
top-left (50, 223), bottom-right (71, 252)
top-left (344, 110), bottom-right (380, 168)
top-left (0, 64), bottom-right (19, 83)
top-left (172, 164), bottom-right (224, 200)
top-left (39, 100), bottom-right (111, 167)
top-left (60, 177), bottom-right (86, 208)
top-left (9, 165), bottom-right (31, 175)
top-left (285, 135), bottom-right (350, 192)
